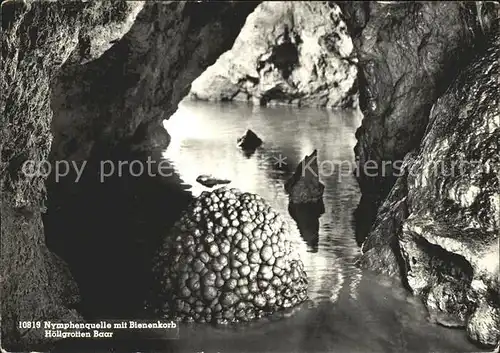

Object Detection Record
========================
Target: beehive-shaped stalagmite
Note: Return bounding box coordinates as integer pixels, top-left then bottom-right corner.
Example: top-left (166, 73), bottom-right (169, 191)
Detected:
top-left (149, 187), bottom-right (308, 323)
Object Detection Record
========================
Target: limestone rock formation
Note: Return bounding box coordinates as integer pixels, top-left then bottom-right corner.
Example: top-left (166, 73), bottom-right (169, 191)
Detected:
top-left (196, 175), bottom-right (231, 188)
top-left (189, 1), bottom-right (357, 109)
top-left (362, 32), bottom-right (500, 347)
top-left (285, 150), bottom-right (325, 205)
top-left (401, 33), bottom-right (500, 346)
top-left (147, 187), bottom-right (308, 323)
top-left (0, 2), bottom-right (144, 350)
top-left (43, 1), bottom-right (258, 325)
top-left (338, 1), bottom-right (500, 346)
top-left (337, 1), bottom-right (499, 242)
top-left (356, 165), bottom-right (410, 278)
top-left (48, 1), bottom-right (259, 162)
top-left (237, 129), bottom-right (263, 155)
top-left (129, 123), bottom-right (171, 152)
top-left (284, 150), bottom-right (325, 253)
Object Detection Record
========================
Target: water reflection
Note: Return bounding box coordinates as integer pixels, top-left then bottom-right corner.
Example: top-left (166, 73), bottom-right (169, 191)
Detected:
top-left (288, 201), bottom-right (324, 252)
top-left (46, 99), bottom-right (486, 353)
top-left (158, 100), bottom-right (483, 353)
top-left (163, 100), bottom-right (362, 309)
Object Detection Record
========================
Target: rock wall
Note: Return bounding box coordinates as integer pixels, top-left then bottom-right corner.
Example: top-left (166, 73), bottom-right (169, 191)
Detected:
top-left (402, 33), bottom-right (499, 346)
top-left (188, 1), bottom-right (358, 109)
top-left (0, 1), bottom-right (144, 349)
top-left (337, 1), bottom-right (499, 242)
top-left (49, 1), bottom-right (259, 162)
top-left (337, 1), bottom-right (500, 347)
top-left (344, 2), bottom-right (500, 346)
top-left (1, 1), bottom-right (257, 350)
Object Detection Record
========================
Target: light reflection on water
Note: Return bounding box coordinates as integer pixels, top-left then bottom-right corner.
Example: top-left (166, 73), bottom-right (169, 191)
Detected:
top-left (159, 100), bottom-right (482, 353)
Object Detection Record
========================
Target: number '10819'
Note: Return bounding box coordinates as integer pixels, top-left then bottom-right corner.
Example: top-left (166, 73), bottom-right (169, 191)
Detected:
top-left (19, 321), bottom-right (41, 329)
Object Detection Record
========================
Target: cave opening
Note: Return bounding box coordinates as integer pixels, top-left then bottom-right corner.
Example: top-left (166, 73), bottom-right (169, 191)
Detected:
top-left (2, 1), bottom-right (499, 352)
top-left (43, 0), bottom-right (365, 344)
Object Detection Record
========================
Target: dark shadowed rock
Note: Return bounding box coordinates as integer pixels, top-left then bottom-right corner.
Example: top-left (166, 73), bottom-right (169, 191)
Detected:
top-left (0, 1), bottom-right (144, 350)
top-left (357, 155), bottom-right (412, 278)
top-left (49, 1), bottom-right (260, 162)
top-left (44, 149), bottom-right (193, 329)
top-left (237, 129), bottom-right (263, 154)
top-left (401, 228), bottom-right (475, 327)
top-left (285, 150), bottom-right (325, 205)
top-left (360, 31), bottom-right (500, 347)
top-left (337, 1), bottom-right (500, 346)
top-left (1, 0), bottom-right (28, 30)
top-left (337, 1), bottom-right (499, 243)
top-left (356, 241), bottom-right (402, 279)
top-left (196, 174), bottom-right (231, 188)
top-left (285, 152), bottom-right (325, 251)
top-left (129, 122), bottom-right (171, 152)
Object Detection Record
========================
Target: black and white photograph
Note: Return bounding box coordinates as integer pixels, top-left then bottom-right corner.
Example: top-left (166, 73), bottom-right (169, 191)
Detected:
top-left (1, 1), bottom-right (499, 352)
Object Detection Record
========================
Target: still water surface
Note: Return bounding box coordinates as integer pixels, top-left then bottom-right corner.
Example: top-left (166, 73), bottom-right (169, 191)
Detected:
top-left (159, 100), bottom-right (481, 353)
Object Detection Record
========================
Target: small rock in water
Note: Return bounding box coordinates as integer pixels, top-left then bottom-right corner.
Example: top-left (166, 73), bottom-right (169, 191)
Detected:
top-left (196, 174), bottom-right (231, 188)
top-left (237, 129), bottom-right (263, 154)
top-left (285, 149), bottom-right (325, 204)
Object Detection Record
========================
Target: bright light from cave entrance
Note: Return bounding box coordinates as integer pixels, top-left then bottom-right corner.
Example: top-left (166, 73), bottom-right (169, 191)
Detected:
top-left (162, 99), bottom-right (319, 275)
top-left (162, 100), bottom-right (266, 197)
top-left (162, 98), bottom-right (363, 200)
top-left (163, 100), bottom-right (216, 141)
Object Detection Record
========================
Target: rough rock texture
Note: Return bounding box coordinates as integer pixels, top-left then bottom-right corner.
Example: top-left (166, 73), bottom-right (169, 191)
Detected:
top-left (129, 123), bottom-right (171, 152)
top-left (285, 150), bottom-right (325, 205)
top-left (337, 1), bottom-right (499, 243)
top-left (362, 32), bottom-right (500, 347)
top-left (0, 1), bottom-right (144, 350)
top-left (147, 187), bottom-right (308, 323)
top-left (48, 1), bottom-right (259, 162)
top-left (0, 205), bottom-right (81, 348)
top-left (402, 33), bottom-right (500, 346)
top-left (196, 175), bottom-right (231, 188)
top-left (337, 1), bottom-right (500, 346)
top-left (43, 0), bottom-right (258, 320)
top-left (237, 129), bottom-right (263, 154)
top-left (189, 1), bottom-right (357, 109)
top-left (0, 2), bottom-right (142, 350)
top-left (1, 1), bottom-right (259, 350)
top-left (285, 150), bottom-right (325, 252)
top-left (356, 161), bottom-right (410, 278)
top-left (285, 151), bottom-right (325, 252)
top-left (1, 0), bottom-right (144, 211)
